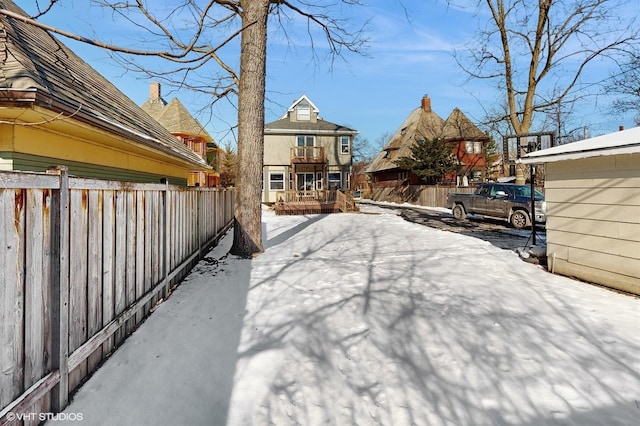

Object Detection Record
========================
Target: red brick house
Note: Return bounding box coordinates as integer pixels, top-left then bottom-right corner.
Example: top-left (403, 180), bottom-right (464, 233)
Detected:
top-left (367, 96), bottom-right (488, 188)
top-left (141, 83), bottom-right (221, 187)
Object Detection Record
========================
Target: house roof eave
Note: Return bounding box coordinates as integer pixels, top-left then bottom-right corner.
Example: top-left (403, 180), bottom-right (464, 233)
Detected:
top-left (1, 89), bottom-right (208, 168)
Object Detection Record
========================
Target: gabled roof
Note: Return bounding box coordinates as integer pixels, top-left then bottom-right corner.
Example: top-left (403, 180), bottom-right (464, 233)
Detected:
top-left (0, 0), bottom-right (206, 167)
top-left (265, 94), bottom-right (358, 135)
top-left (521, 126), bottom-right (640, 164)
top-left (265, 117), bottom-right (358, 134)
top-left (142, 98), bottom-right (212, 142)
top-left (281, 94), bottom-right (320, 119)
top-left (367, 98), bottom-right (487, 174)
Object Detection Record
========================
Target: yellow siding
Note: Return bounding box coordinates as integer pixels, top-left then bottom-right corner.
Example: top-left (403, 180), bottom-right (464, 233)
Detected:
top-left (0, 109), bottom-right (204, 182)
top-left (545, 155), bottom-right (640, 294)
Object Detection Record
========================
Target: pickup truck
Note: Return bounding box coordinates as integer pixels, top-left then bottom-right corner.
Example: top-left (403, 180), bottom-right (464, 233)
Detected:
top-left (446, 183), bottom-right (546, 229)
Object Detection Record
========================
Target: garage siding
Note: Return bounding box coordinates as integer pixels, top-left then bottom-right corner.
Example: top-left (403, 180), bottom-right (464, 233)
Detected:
top-left (545, 154), bottom-right (640, 295)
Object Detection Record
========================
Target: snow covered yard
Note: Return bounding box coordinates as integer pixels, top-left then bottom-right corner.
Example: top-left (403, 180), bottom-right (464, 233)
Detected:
top-left (54, 207), bottom-right (639, 425)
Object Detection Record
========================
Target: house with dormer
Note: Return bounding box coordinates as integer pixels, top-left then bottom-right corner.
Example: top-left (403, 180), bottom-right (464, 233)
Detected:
top-left (263, 95), bottom-right (359, 212)
top-left (0, 1), bottom-right (209, 184)
top-left (367, 95), bottom-right (488, 189)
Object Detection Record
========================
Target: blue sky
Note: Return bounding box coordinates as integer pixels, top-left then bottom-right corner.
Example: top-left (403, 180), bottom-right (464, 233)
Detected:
top-left (22, 0), bottom-right (638, 149)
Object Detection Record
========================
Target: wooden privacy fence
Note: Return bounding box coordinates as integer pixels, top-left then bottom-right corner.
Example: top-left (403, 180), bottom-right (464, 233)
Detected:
top-left (370, 185), bottom-right (477, 207)
top-left (0, 167), bottom-right (234, 425)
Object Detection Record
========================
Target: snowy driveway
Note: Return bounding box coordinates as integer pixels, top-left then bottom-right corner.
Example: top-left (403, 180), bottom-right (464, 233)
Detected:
top-left (56, 209), bottom-right (639, 426)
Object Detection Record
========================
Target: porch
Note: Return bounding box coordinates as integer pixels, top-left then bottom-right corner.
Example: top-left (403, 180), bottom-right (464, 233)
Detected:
top-left (274, 190), bottom-right (359, 215)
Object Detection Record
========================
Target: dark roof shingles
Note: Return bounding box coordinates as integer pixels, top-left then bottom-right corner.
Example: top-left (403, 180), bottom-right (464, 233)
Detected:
top-left (0, 0), bottom-right (205, 166)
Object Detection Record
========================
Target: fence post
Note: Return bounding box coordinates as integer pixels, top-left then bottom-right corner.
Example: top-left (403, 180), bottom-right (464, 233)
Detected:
top-left (163, 182), bottom-right (170, 294)
top-left (47, 166), bottom-right (70, 411)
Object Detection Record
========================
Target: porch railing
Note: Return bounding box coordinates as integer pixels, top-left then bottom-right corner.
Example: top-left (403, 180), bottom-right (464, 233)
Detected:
top-left (276, 190), bottom-right (337, 203)
top-left (290, 146), bottom-right (326, 163)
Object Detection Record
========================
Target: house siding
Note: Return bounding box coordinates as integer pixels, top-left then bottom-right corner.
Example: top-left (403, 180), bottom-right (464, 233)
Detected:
top-left (263, 165), bottom-right (290, 203)
top-left (263, 96), bottom-right (357, 204)
top-left (0, 119), bottom-right (198, 185)
top-left (545, 155), bottom-right (640, 294)
top-left (0, 152), bottom-right (187, 185)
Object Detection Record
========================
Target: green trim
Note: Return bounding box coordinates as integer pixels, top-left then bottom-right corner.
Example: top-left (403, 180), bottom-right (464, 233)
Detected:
top-left (0, 152), bottom-right (187, 186)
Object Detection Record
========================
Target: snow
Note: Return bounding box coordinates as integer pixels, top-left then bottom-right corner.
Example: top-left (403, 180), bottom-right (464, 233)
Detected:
top-left (51, 205), bottom-right (640, 425)
top-left (521, 126), bottom-right (640, 163)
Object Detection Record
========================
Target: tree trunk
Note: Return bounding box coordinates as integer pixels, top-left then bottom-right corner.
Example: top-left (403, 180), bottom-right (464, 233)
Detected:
top-left (230, 0), bottom-right (269, 257)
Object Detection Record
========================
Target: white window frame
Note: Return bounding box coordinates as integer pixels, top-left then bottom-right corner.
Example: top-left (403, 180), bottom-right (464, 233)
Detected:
top-left (297, 105), bottom-right (311, 121)
top-left (466, 141), bottom-right (483, 154)
top-left (296, 172), bottom-right (315, 191)
top-left (269, 172), bottom-right (285, 190)
top-left (474, 141), bottom-right (483, 154)
top-left (327, 171), bottom-right (342, 190)
top-left (465, 141), bottom-right (474, 154)
top-left (296, 135), bottom-right (315, 147)
top-left (340, 136), bottom-right (350, 154)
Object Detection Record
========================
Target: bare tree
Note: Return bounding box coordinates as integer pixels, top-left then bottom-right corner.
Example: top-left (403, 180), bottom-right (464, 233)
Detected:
top-left (454, 0), bottom-right (638, 182)
top-left (608, 51), bottom-right (640, 125)
top-left (4, 0), bottom-right (368, 256)
top-left (455, 0), bottom-right (638, 150)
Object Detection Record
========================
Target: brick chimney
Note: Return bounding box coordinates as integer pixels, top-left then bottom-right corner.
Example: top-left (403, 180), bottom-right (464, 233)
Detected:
top-left (421, 95), bottom-right (431, 112)
top-left (150, 82), bottom-right (161, 101)
top-left (619, 125), bottom-right (625, 131)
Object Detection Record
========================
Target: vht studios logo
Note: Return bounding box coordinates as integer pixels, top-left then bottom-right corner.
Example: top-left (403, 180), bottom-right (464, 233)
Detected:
top-left (6, 411), bottom-right (84, 422)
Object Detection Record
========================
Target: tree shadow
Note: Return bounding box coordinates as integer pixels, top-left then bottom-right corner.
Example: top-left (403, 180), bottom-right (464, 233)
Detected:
top-left (54, 212), bottom-right (639, 426)
top-left (52, 231), bottom-right (251, 426)
top-left (226, 212), bottom-right (640, 425)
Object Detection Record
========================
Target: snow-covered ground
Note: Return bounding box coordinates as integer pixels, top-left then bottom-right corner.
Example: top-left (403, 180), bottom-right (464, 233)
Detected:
top-left (53, 206), bottom-right (640, 425)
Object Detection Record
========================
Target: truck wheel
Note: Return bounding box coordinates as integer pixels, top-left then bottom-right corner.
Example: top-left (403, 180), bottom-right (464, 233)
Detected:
top-left (452, 204), bottom-right (466, 220)
top-left (510, 210), bottom-right (528, 229)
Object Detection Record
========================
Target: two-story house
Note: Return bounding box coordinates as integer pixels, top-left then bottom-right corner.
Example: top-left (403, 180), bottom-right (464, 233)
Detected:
top-left (368, 95), bottom-right (488, 189)
top-left (263, 95), bottom-right (358, 206)
top-left (141, 83), bottom-right (221, 187)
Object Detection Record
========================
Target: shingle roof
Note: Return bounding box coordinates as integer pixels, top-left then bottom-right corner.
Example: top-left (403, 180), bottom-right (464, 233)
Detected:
top-left (265, 94), bottom-right (358, 134)
top-left (367, 106), bottom-right (445, 173)
top-left (142, 97), bottom-right (212, 142)
top-left (367, 102), bottom-right (487, 174)
top-left (265, 117), bottom-right (357, 133)
top-left (442, 108), bottom-right (488, 140)
top-left (0, 0), bottom-right (206, 167)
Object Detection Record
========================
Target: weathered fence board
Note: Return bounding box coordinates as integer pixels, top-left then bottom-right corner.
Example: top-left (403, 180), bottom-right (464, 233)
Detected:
top-left (24, 188), bottom-right (52, 424)
top-left (0, 190), bottom-right (25, 412)
top-left (102, 190), bottom-right (115, 356)
top-left (69, 189), bottom-right (89, 393)
top-left (114, 190), bottom-right (128, 346)
top-left (87, 190), bottom-right (103, 373)
top-left (0, 169), bottom-right (234, 424)
top-left (133, 190), bottom-right (144, 326)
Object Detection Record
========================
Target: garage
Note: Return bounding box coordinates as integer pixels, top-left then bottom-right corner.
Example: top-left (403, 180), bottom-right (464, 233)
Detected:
top-left (521, 127), bottom-right (640, 295)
